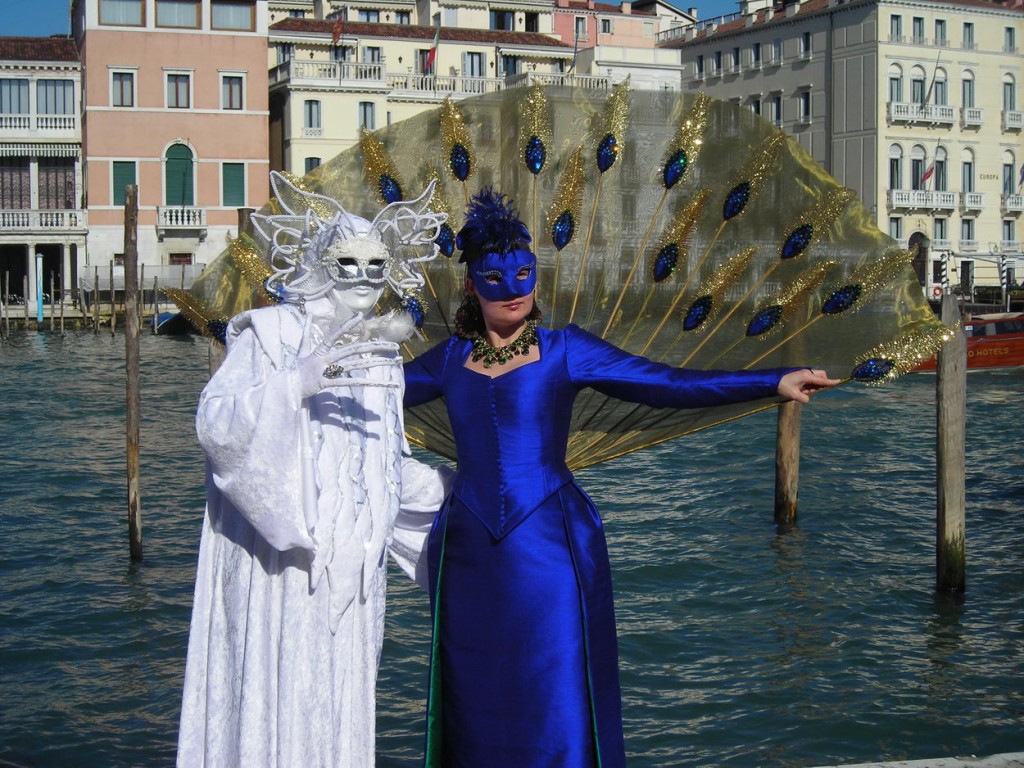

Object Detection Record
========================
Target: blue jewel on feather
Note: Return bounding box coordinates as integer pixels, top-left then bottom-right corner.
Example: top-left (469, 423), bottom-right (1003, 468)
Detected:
top-left (723, 182), bottom-right (750, 220)
top-left (435, 222), bottom-right (455, 257)
top-left (402, 295), bottom-right (425, 327)
top-left (781, 224), bottom-right (814, 259)
top-left (746, 305), bottom-right (783, 336)
top-left (822, 284), bottom-right (862, 314)
top-left (379, 175), bottom-right (402, 205)
top-left (663, 150), bottom-right (688, 189)
top-left (653, 243), bottom-right (679, 283)
top-left (551, 210), bottom-right (574, 251)
top-left (851, 357), bottom-right (894, 382)
top-left (264, 277), bottom-right (286, 303)
top-left (207, 319), bottom-right (228, 344)
top-left (683, 295), bottom-right (713, 331)
top-left (597, 134), bottom-right (618, 173)
top-left (524, 136), bottom-right (545, 175)
top-left (449, 144), bottom-right (471, 181)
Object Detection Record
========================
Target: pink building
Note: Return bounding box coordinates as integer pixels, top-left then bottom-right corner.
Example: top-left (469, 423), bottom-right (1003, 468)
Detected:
top-left (72, 0), bottom-right (270, 283)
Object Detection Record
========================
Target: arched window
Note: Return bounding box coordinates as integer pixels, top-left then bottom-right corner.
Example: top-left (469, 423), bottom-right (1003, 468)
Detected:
top-left (961, 70), bottom-right (975, 109)
top-left (888, 143), bottom-right (903, 189)
top-left (1003, 149), bottom-right (1017, 196)
top-left (910, 65), bottom-right (927, 104)
top-left (934, 146), bottom-right (948, 191)
top-left (165, 143), bottom-right (195, 207)
top-left (1003, 74), bottom-right (1017, 112)
top-left (961, 147), bottom-right (975, 193)
top-left (910, 144), bottom-right (927, 190)
top-left (888, 63), bottom-right (903, 103)
top-left (933, 68), bottom-right (947, 105)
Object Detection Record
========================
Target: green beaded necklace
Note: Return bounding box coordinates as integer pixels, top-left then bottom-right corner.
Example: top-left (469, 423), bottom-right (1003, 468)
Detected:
top-left (470, 320), bottom-right (539, 368)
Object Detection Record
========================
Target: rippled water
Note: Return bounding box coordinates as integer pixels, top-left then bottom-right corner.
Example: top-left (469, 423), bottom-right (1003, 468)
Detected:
top-left (1, 332), bottom-right (1021, 767)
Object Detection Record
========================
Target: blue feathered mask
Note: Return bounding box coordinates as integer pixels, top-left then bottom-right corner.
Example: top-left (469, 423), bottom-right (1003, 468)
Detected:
top-left (456, 188), bottom-right (533, 264)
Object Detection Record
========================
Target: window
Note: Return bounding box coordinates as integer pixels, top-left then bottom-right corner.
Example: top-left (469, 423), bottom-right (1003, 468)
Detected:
top-left (1003, 219), bottom-right (1016, 243)
top-left (751, 42), bottom-right (761, 67)
top-left (889, 217), bottom-right (902, 240)
top-left (222, 162), bottom-right (244, 207)
top-left (0, 78), bottom-right (29, 114)
top-left (771, 38), bottom-right (783, 64)
top-left (1004, 76), bottom-right (1017, 112)
top-left (695, 55), bottom-right (704, 77)
top-left (363, 47), bottom-right (382, 64)
top-left (38, 158), bottom-right (75, 209)
top-left (501, 55), bottom-right (519, 78)
top-left (37, 80), bottom-right (74, 115)
top-left (888, 144), bottom-right (903, 189)
top-left (332, 45), bottom-right (354, 62)
top-left (962, 74), bottom-right (975, 109)
top-left (1006, 26), bottom-right (1017, 53)
top-left (442, 7), bottom-right (457, 26)
top-left (888, 65), bottom-right (903, 102)
top-left (277, 44), bottom-right (294, 65)
top-left (713, 50), bottom-right (722, 75)
top-left (0, 158), bottom-right (30, 208)
top-left (963, 22), bottom-right (974, 49)
top-left (358, 101), bottom-right (375, 130)
top-left (212, 1), bottom-right (255, 31)
top-left (396, 11), bottom-right (410, 24)
top-left (524, 12), bottom-right (538, 32)
top-left (169, 253), bottom-right (193, 265)
top-left (166, 73), bottom-right (191, 109)
top-left (730, 47), bottom-right (740, 71)
top-left (911, 146), bottom-right (926, 191)
top-left (112, 161), bottom-right (136, 206)
top-left (961, 218), bottom-right (974, 241)
top-left (164, 143), bottom-right (194, 206)
top-left (304, 99), bottom-right (321, 130)
top-left (934, 149), bottom-right (947, 191)
top-left (912, 16), bottom-right (925, 44)
top-left (1004, 158), bottom-right (1016, 196)
top-left (799, 90), bottom-right (811, 123)
top-left (889, 14), bottom-right (902, 42)
top-left (961, 159), bottom-right (974, 193)
top-left (750, 96), bottom-right (761, 115)
top-left (221, 74), bottom-right (243, 110)
top-left (601, 19), bottom-right (612, 35)
top-left (464, 52), bottom-right (484, 78)
top-left (491, 10), bottom-right (514, 31)
top-left (100, 0), bottom-right (143, 25)
top-left (933, 71), bottom-right (947, 105)
top-left (770, 94), bottom-right (782, 126)
top-left (910, 71), bottom-right (926, 105)
top-left (112, 71), bottom-right (135, 107)
top-left (934, 218), bottom-right (947, 242)
top-left (358, 9), bottom-right (379, 22)
top-left (289, 9), bottom-right (304, 17)
top-left (960, 259), bottom-right (974, 294)
top-left (934, 19), bottom-right (947, 46)
top-left (156, 0), bottom-right (199, 28)
top-left (304, 157), bottom-right (321, 173)
top-left (799, 31), bottom-right (811, 58)
top-left (574, 16), bottom-right (586, 40)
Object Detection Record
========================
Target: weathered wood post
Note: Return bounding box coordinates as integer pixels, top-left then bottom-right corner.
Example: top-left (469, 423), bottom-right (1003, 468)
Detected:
top-left (139, 262), bottom-right (146, 327)
top-left (93, 266), bottom-right (100, 334)
top-left (49, 272), bottom-right (56, 332)
top-left (23, 275), bottom-right (30, 328)
top-left (124, 185), bottom-right (143, 562)
top-left (109, 262), bottom-right (116, 336)
top-left (774, 401), bottom-right (801, 525)
top-left (2, 271), bottom-right (9, 338)
top-left (936, 292), bottom-right (966, 592)
top-left (59, 272), bottom-right (65, 335)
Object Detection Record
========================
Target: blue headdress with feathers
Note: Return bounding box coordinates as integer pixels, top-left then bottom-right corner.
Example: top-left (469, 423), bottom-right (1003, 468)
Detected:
top-left (456, 188), bottom-right (532, 264)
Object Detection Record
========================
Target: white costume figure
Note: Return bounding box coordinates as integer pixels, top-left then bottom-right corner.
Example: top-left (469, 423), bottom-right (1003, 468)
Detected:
top-left (177, 174), bottom-right (447, 767)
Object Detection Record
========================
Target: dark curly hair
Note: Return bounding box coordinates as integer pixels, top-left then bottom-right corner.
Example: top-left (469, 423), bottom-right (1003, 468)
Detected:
top-left (456, 188), bottom-right (532, 264)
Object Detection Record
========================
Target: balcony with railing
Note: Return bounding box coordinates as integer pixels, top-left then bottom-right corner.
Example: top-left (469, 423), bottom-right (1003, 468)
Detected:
top-left (1003, 110), bottom-right (1023, 131)
top-left (1002, 240), bottom-right (1021, 253)
top-left (888, 189), bottom-right (959, 211)
top-left (156, 207), bottom-right (207, 241)
top-left (931, 238), bottom-right (952, 250)
top-left (1003, 193), bottom-right (1024, 213)
top-left (961, 107), bottom-right (983, 128)
top-left (959, 240), bottom-right (978, 252)
top-left (0, 208), bottom-right (87, 233)
top-left (888, 102), bottom-right (956, 126)
top-left (0, 113), bottom-right (79, 140)
top-left (962, 192), bottom-right (984, 211)
top-left (269, 59), bottom-right (387, 90)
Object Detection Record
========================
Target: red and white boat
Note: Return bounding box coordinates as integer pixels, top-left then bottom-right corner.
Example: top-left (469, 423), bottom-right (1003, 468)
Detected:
top-left (913, 312), bottom-right (1024, 372)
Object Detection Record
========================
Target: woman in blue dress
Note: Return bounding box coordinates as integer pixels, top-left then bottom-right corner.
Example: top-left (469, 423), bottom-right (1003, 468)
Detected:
top-left (403, 189), bottom-right (837, 768)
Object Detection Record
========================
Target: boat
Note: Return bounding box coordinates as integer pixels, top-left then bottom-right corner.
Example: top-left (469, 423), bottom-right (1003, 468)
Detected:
top-left (152, 311), bottom-right (193, 335)
top-left (913, 312), bottom-right (1024, 372)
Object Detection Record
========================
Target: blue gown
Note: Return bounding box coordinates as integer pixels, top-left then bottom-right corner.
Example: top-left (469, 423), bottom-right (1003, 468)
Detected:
top-left (403, 324), bottom-right (791, 768)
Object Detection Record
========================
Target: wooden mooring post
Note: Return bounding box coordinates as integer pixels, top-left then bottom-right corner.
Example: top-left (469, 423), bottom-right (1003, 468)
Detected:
top-left (2, 271), bottom-right (9, 338)
top-left (93, 266), bottom-right (100, 334)
top-left (774, 401), bottom-right (801, 525)
top-left (936, 292), bottom-right (966, 592)
top-left (124, 185), bottom-right (143, 562)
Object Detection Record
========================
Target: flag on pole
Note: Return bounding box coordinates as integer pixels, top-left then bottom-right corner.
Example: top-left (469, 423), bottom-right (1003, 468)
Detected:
top-left (331, 13), bottom-right (344, 46)
top-left (919, 163), bottom-right (934, 187)
top-left (1018, 163), bottom-right (1024, 191)
top-left (567, 30), bottom-right (580, 73)
top-left (425, 22), bottom-right (440, 74)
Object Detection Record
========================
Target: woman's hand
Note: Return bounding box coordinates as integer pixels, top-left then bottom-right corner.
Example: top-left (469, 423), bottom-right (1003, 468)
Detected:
top-left (777, 369), bottom-right (841, 404)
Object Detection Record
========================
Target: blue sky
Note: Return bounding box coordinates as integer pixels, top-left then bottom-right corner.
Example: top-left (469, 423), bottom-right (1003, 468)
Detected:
top-left (4, 0), bottom-right (744, 37)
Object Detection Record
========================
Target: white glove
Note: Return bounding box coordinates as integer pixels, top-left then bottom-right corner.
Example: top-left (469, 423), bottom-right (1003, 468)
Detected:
top-left (296, 314), bottom-right (400, 398)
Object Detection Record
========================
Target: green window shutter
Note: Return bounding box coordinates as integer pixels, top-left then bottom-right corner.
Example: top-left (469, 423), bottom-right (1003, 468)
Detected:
top-left (222, 163), bottom-right (244, 207)
top-left (165, 144), bottom-right (194, 206)
top-left (112, 161), bottom-right (136, 206)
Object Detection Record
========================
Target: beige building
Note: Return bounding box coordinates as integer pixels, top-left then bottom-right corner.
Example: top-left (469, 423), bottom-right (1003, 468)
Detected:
top-left (0, 37), bottom-right (86, 307)
top-left (664, 0), bottom-right (1024, 296)
top-left (71, 0), bottom-right (270, 282)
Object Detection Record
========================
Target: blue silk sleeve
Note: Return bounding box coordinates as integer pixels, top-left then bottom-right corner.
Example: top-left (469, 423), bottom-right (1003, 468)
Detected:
top-left (564, 324), bottom-right (792, 409)
top-left (403, 337), bottom-right (455, 408)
